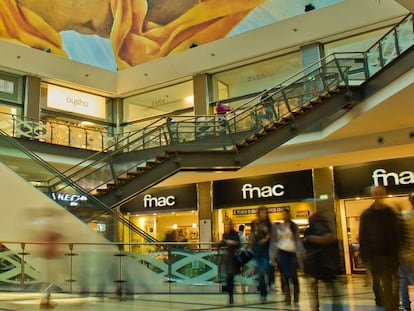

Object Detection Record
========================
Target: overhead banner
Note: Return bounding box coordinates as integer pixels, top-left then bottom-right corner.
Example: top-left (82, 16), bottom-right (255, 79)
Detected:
top-left (334, 157), bottom-right (414, 198)
top-left (120, 184), bottom-right (197, 214)
top-left (213, 170), bottom-right (314, 208)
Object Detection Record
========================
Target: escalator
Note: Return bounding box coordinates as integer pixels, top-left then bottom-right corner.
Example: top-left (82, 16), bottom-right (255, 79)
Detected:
top-left (1, 15), bottom-right (411, 244)
top-left (0, 130), bottom-right (159, 243)
top-left (44, 14), bottom-right (413, 211)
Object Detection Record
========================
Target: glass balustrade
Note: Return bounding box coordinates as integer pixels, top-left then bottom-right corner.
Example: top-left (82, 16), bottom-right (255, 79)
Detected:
top-left (0, 241), bottom-right (256, 294)
top-left (0, 130), bottom-right (155, 243)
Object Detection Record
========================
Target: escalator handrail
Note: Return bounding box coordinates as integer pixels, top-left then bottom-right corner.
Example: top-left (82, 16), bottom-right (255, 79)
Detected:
top-left (0, 129), bottom-right (158, 243)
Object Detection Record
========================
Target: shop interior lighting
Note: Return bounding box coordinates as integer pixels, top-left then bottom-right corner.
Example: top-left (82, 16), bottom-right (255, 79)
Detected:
top-left (185, 95), bottom-right (194, 104)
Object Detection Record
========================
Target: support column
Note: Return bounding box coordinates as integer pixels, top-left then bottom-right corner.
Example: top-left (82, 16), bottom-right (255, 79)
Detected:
top-left (24, 75), bottom-right (41, 120)
top-left (197, 182), bottom-right (213, 247)
top-left (112, 97), bottom-right (124, 134)
top-left (301, 43), bottom-right (325, 71)
top-left (193, 73), bottom-right (212, 115)
top-left (313, 167), bottom-right (345, 273)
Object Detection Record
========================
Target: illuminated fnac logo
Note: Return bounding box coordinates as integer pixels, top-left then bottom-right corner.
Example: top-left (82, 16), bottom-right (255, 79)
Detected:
top-left (241, 183), bottom-right (285, 199)
top-left (372, 168), bottom-right (414, 186)
top-left (143, 194), bottom-right (176, 208)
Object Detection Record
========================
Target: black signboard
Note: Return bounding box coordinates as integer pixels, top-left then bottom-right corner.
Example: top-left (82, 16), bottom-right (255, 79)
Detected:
top-left (120, 184), bottom-right (197, 214)
top-left (334, 157), bottom-right (414, 198)
top-left (213, 170), bottom-right (314, 208)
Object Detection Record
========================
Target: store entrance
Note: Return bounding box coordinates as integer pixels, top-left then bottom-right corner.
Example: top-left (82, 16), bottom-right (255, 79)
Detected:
top-left (344, 195), bottom-right (411, 273)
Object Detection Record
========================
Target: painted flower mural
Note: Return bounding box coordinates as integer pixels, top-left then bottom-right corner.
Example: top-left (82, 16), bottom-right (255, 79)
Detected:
top-left (0, 0), bottom-right (342, 71)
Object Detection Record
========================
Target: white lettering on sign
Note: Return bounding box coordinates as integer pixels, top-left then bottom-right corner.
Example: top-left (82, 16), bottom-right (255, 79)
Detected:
top-left (372, 168), bottom-right (414, 186)
top-left (241, 183), bottom-right (285, 200)
top-left (47, 84), bottom-right (106, 119)
top-left (51, 192), bottom-right (88, 202)
top-left (143, 194), bottom-right (176, 208)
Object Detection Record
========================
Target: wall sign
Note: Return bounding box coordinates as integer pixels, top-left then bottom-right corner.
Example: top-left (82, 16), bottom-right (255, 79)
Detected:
top-left (213, 170), bottom-right (314, 208)
top-left (232, 206), bottom-right (290, 216)
top-left (334, 157), bottom-right (414, 198)
top-left (120, 184), bottom-right (197, 214)
top-left (47, 84), bottom-right (106, 119)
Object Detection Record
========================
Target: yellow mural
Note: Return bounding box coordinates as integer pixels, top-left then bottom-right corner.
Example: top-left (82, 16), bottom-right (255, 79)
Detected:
top-left (0, 0), bottom-right (264, 69)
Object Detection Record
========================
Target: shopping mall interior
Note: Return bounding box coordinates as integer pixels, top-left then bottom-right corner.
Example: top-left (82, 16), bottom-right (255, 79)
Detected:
top-left (0, 0), bottom-right (413, 309)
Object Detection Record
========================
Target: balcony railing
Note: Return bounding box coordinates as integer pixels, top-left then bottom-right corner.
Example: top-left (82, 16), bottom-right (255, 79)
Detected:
top-left (0, 241), bottom-right (256, 294)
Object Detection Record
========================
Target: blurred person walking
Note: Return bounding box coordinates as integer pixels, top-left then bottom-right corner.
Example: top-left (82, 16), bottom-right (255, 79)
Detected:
top-left (250, 206), bottom-right (272, 303)
top-left (399, 192), bottom-right (414, 311)
top-left (270, 209), bottom-right (305, 306)
top-left (220, 218), bottom-right (241, 305)
top-left (303, 211), bottom-right (341, 311)
top-left (359, 185), bottom-right (402, 311)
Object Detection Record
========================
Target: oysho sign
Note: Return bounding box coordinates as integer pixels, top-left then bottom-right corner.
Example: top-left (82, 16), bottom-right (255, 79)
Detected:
top-left (47, 84), bottom-right (106, 119)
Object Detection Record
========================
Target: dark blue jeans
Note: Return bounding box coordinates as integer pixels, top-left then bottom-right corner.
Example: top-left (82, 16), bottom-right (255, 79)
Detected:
top-left (400, 261), bottom-right (414, 310)
top-left (255, 252), bottom-right (269, 298)
top-left (277, 249), bottom-right (299, 302)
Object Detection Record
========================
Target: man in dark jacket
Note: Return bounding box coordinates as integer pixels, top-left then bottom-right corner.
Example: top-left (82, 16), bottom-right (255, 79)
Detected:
top-left (359, 185), bottom-right (402, 311)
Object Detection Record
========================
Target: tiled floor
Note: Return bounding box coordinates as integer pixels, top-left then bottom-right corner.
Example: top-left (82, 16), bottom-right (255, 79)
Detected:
top-left (0, 275), bottom-right (404, 310)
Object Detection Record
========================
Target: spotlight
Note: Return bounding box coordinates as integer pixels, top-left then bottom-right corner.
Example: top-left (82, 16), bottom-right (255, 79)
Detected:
top-left (304, 3), bottom-right (315, 12)
top-left (189, 42), bottom-right (198, 49)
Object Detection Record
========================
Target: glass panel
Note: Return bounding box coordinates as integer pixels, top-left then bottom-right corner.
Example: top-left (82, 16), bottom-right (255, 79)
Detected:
top-left (366, 46), bottom-right (381, 77)
top-left (212, 51), bottom-right (301, 101)
top-left (123, 80), bottom-right (194, 125)
top-left (396, 14), bottom-right (414, 54)
top-left (324, 27), bottom-right (391, 55)
top-left (0, 131), bottom-right (151, 243)
top-left (379, 30), bottom-right (398, 67)
top-left (0, 242), bottom-right (260, 294)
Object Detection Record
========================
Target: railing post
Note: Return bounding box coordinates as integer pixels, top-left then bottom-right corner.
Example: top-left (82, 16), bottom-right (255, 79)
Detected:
top-left (114, 244), bottom-right (126, 298)
top-left (67, 125), bottom-right (71, 147)
top-left (84, 129), bottom-right (88, 149)
top-left (65, 243), bottom-right (77, 293)
top-left (18, 243), bottom-right (29, 291)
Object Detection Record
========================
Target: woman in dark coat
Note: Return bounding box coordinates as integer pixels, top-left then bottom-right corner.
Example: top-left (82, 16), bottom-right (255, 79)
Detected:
top-left (221, 218), bottom-right (241, 305)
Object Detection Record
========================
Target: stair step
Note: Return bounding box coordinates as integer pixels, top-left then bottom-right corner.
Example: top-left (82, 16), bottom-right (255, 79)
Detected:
top-left (127, 172), bottom-right (140, 178)
top-left (246, 135), bottom-right (258, 143)
top-left (96, 188), bottom-right (109, 196)
top-left (236, 141), bottom-right (249, 149)
top-left (136, 167), bottom-right (147, 173)
top-left (107, 183), bottom-right (117, 189)
top-left (146, 161), bottom-right (159, 168)
top-left (310, 96), bottom-right (322, 105)
top-left (329, 85), bottom-right (341, 94)
top-left (256, 128), bottom-right (268, 137)
top-left (117, 177), bottom-right (131, 183)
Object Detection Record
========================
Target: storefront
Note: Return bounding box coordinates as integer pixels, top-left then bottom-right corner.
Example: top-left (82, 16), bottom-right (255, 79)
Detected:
top-left (0, 72), bottom-right (24, 134)
top-left (120, 184), bottom-right (198, 250)
top-left (39, 83), bottom-right (114, 150)
top-left (213, 170), bottom-right (315, 240)
top-left (334, 156), bottom-right (414, 274)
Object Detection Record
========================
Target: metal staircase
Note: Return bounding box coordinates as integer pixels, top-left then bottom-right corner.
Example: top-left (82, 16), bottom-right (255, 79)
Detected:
top-left (0, 14), bottom-right (411, 243)
top-left (45, 14), bottom-right (414, 211)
